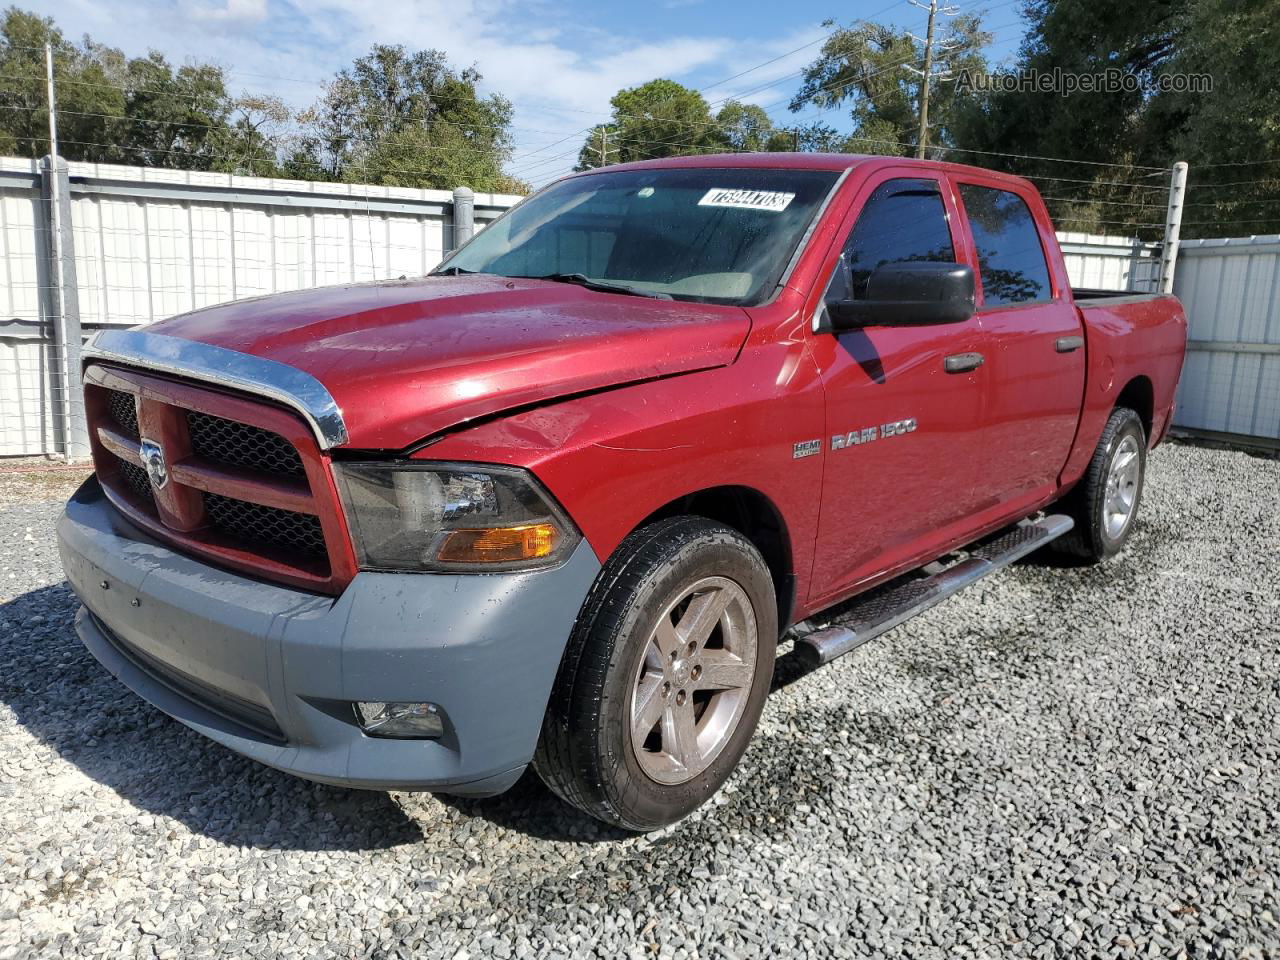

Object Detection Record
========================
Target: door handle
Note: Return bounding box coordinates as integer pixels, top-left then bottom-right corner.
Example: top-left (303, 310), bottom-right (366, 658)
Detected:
top-left (944, 352), bottom-right (984, 373)
top-left (1055, 335), bottom-right (1084, 353)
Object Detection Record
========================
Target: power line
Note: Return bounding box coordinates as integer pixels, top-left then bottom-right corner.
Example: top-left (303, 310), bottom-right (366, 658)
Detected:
top-left (1193, 158), bottom-right (1280, 170)
top-left (1023, 173), bottom-right (1168, 190)
top-left (738, 0), bottom-right (1022, 116)
top-left (697, 0), bottom-right (914, 96)
top-left (50, 137), bottom-right (512, 180)
top-left (1184, 197), bottom-right (1280, 208)
top-left (1186, 177), bottom-right (1280, 190)
top-left (511, 15), bottom-right (1023, 177)
top-left (1040, 195), bottom-right (1168, 207)
top-left (1182, 217), bottom-right (1280, 226)
top-left (19, 12), bottom-right (1185, 192)
top-left (25, 3), bottom-right (1024, 184)
top-left (0, 102), bottom-right (574, 144)
top-left (509, 13), bottom-right (1029, 179)
top-left (695, 35), bottom-right (834, 97)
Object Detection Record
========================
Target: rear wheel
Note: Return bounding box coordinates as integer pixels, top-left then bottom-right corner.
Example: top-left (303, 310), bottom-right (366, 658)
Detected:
top-left (534, 517), bottom-right (777, 831)
top-left (1056, 406), bottom-right (1147, 562)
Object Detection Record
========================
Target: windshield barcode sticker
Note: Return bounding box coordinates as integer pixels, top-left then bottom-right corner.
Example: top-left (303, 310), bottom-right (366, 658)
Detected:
top-left (698, 188), bottom-right (795, 212)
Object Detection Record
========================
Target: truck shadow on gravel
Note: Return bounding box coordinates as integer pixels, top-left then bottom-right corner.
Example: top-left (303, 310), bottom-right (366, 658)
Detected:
top-left (438, 770), bottom-right (635, 843)
top-left (0, 579), bottom-right (993, 850)
top-left (442, 655), bottom-right (850, 842)
top-left (0, 583), bottom-right (427, 852)
top-left (1, 582), bottom-right (703, 847)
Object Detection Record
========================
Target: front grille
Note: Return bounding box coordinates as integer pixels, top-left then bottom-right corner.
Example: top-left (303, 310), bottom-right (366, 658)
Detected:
top-left (118, 460), bottom-right (154, 502)
top-left (203, 492), bottom-right (326, 559)
top-left (107, 389), bottom-right (139, 437)
top-left (187, 411), bottom-right (304, 478)
top-left (85, 365), bottom-right (350, 593)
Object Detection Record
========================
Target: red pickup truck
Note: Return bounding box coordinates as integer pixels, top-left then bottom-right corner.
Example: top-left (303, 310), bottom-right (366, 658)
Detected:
top-left (58, 154), bottom-right (1186, 831)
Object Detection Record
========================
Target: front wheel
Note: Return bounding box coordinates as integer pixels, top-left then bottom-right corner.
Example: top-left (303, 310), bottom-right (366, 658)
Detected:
top-left (534, 517), bottom-right (777, 831)
top-left (1056, 406), bottom-right (1147, 562)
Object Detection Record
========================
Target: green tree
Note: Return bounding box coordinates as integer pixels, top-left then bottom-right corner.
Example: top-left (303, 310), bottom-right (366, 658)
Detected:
top-left (213, 95), bottom-right (293, 176)
top-left (712, 101), bottom-right (775, 152)
top-left (577, 79), bottom-right (720, 169)
top-left (790, 15), bottom-right (990, 156)
top-left (291, 44), bottom-right (514, 190)
top-left (113, 53), bottom-right (235, 169)
top-left (948, 0), bottom-right (1185, 234)
top-left (949, 0), bottom-right (1280, 236)
top-left (0, 6), bottom-right (285, 175)
top-left (0, 8), bottom-right (125, 159)
top-left (1144, 0), bottom-right (1280, 236)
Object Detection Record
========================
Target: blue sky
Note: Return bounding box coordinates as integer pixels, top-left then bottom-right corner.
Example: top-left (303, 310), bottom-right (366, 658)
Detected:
top-left (40, 0), bottom-right (1028, 186)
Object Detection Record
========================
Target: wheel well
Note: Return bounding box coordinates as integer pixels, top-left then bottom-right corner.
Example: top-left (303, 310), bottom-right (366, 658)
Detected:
top-left (1115, 376), bottom-right (1154, 442)
top-left (639, 486), bottom-right (795, 629)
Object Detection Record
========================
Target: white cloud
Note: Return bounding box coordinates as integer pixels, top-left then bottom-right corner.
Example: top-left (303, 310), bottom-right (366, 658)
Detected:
top-left (188, 0), bottom-right (268, 23)
top-left (40, 0), bottom-right (830, 185)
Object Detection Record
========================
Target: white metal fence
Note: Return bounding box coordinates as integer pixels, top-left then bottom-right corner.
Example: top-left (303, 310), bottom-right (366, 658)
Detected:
top-left (0, 156), bottom-right (518, 457)
top-left (1057, 232), bottom-right (1161, 292)
top-left (1173, 236), bottom-right (1280, 442)
top-left (1, 156), bottom-right (1275, 457)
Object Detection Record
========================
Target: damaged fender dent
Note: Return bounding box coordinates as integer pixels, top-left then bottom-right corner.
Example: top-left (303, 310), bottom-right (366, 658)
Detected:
top-left (591, 441), bottom-right (696, 453)
top-left (398, 367), bottom-right (722, 456)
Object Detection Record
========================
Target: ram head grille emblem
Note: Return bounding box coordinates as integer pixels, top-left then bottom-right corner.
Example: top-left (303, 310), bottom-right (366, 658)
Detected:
top-left (139, 438), bottom-right (168, 489)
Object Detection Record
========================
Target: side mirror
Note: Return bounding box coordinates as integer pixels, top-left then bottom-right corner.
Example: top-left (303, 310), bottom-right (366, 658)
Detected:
top-left (825, 261), bottom-right (976, 330)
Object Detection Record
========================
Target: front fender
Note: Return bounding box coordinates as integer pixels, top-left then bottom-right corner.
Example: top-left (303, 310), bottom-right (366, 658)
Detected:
top-left (416, 345), bottom-right (826, 607)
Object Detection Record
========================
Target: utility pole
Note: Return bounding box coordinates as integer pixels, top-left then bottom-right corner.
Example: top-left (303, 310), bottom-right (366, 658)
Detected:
top-left (905, 0), bottom-right (958, 158)
top-left (598, 127), bottom-right (609, 167)
top-left (915, 0), bottom-right (937, 158)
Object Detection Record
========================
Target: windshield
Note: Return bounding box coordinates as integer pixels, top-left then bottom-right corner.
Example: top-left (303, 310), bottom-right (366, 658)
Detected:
top-left (437, 167), bottom-right (840, 306)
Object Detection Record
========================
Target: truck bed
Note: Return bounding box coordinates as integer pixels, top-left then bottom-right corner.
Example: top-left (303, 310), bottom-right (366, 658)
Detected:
top-left (1072, 287), bottom-right (1167, 305)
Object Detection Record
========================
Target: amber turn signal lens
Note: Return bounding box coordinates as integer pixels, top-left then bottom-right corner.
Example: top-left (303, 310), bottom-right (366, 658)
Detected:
top-left (436, 523), bottom-right (559, 564)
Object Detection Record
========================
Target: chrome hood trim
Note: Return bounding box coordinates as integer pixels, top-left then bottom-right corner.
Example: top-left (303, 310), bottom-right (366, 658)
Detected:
top-left (83, 328), bottom-right (348, 449)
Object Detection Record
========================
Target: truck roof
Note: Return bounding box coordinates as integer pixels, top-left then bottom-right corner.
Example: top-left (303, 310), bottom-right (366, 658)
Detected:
top-left (566, 152), bottom-right (1038, 192)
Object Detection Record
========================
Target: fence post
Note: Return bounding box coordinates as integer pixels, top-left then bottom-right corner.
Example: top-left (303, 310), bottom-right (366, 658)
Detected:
top-left (39, 154), bottom-right (89, 460)
top-left (451, 187), bottom-right (475, 252)
top-left (1159, 161), bottom-right (1189, 294)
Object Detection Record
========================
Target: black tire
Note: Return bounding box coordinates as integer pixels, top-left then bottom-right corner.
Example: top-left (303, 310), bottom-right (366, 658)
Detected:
top-left (1055, 406), bottom-right (1147, 562)
top-left (533, 517), bottom-right (778, 831)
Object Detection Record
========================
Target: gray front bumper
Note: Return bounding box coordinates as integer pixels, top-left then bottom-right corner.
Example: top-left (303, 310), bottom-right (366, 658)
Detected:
top-left (57, 479), bottom-right (600, 796)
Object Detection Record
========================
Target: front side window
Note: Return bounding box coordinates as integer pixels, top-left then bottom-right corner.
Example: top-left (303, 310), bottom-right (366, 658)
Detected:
top-left (957, 184), bottom-right (1052, 306)
top-left (438, 167), bottom-right (840, 306)
top-left (833, 178), bottom-right (957, 301)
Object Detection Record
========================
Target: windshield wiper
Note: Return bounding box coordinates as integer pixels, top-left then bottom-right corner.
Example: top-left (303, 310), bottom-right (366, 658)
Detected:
top-left (433, 266), bottom-right (477, 276)
top-left (514, 273), bottom-right (671, 300)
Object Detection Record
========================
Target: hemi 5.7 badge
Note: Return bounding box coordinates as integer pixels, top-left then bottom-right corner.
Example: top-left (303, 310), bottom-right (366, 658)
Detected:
top-left (793, 439), bottom-right (822, 459)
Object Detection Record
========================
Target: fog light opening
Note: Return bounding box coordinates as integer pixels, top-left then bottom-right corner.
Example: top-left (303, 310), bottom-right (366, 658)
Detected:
top-left (354, 701), bottom-right (445, 739)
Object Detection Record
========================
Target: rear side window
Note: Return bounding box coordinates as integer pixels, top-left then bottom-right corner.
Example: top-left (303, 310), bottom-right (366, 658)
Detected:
top-left (958, 184), bottom-right (1052, 306)
top-left (838, 178), bottom-right (956, 299)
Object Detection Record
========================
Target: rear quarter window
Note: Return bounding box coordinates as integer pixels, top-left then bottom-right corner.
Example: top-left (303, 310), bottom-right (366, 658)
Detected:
top-left (958, 184), bottom-right (1052, 307)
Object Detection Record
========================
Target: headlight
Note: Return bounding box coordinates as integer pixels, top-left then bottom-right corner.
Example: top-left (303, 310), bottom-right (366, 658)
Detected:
top-left (334, 462), bottom-right (580, 572)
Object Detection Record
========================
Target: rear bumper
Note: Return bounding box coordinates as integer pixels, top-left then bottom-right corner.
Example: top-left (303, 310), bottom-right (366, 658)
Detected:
top-left (57, 478), bottom-right (600, 795)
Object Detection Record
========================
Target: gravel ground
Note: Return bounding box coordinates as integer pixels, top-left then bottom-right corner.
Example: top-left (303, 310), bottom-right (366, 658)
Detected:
top-left (1, 442), bottom-right (1277, 959)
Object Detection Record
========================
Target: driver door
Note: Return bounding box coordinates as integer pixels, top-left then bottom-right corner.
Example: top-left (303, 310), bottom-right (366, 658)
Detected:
top-left (806, 171), bottom-right (987, 605)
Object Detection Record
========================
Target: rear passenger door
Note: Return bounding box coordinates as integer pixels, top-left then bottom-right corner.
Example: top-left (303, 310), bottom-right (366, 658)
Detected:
top-left (952, 178), bottom-right (1087, 516)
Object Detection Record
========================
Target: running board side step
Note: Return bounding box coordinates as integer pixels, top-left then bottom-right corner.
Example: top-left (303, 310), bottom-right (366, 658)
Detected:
top-left (793, 514), bottom-right (1074, 667)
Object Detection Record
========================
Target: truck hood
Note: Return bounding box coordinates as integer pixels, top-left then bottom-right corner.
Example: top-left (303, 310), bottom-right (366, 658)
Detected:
top-left (148, 275), bottom-right (750, 449)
